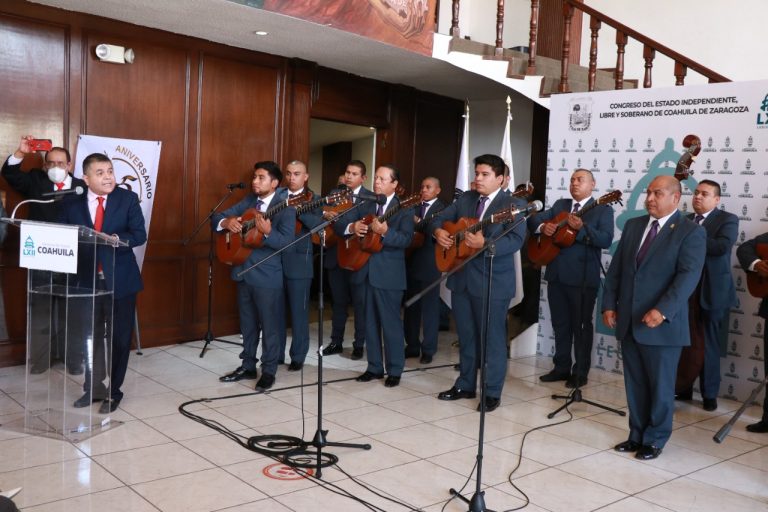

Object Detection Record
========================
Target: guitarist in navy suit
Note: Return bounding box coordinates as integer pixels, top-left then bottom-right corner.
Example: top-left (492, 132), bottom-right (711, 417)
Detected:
top-left (213, 161), bottom-right (294, 392)
top-left (676, 180), bottom-right (738, 411)
top-left (59, 153), bottom-right (147, 413)
top-left (432, 154), bottom-right (526, 412)
top-left (339, 164), bottom-right (414, 387)
top-left (322, 161), bottom-right (369, 360)
top-left (278, 160), bottom-right (323, 371)
top-left (404, 177), bottom-right (446, 364)
top-left (736, 233), bottom-right (768, 434)
top-left (528, 169), bottom-right (614, 388)
top-left (603, 175), bottom-right (705, 459)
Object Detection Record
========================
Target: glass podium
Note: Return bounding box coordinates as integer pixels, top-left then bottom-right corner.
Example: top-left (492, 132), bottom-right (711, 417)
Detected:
top-left (2, 217), bottom-right (128, 441)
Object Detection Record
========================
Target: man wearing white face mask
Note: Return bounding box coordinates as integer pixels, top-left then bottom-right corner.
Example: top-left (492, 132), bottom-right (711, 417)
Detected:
top-left (2, 135), bottom-right (87, 375)
top-left (2, 135), bottom-right (86, 222)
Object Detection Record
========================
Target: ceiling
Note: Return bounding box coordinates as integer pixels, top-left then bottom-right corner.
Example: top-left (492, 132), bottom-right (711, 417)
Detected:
top-left (31, 0), bottom-right (512, 101)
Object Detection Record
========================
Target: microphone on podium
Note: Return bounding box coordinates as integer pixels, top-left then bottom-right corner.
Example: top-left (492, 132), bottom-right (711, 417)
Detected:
top-left (41, 185), bottom-right (85, 200)
top-left (226, 182), bottom-right (246, 190)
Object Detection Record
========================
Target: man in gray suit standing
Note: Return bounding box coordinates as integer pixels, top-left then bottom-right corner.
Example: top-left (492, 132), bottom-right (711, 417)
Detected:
top-left (602, 175), bottom-right (705, 460)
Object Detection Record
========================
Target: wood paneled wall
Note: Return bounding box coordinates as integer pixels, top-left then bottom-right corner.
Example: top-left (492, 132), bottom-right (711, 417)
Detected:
top-left (0, 0), bottom-right (463, 366)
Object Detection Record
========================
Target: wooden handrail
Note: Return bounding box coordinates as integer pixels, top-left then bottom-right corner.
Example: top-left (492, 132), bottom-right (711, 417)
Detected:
top-left (564, 0), bottom-right (729, 84)
top-left (451, 0), bottom-right (460, 37)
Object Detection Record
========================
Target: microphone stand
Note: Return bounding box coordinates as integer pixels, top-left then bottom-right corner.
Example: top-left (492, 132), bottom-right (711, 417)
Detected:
top-left (406, 212), bottom-right (532, 512)
top-left (183, 187), bottom-right (243, 357)
top-left (238, 199), bottom-right (371, 479)
top-left (713, 377), bottom-right (767, 443)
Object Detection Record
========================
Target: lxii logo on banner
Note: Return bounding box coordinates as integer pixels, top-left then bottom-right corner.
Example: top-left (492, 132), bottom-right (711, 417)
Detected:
top-left (19, 221), bottom-right (79, 274)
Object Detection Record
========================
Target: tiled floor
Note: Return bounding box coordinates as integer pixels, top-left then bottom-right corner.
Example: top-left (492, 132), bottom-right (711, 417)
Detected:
top-left (0, 323), bottom-right (766, 511)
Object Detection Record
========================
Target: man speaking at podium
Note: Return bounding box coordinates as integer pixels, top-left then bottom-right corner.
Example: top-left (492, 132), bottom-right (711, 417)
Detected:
top-left (59, 153), bottom-right (147, 414)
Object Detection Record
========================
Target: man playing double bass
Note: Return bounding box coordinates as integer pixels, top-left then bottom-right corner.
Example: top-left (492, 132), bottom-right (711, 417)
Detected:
top-left (529, 169), bottom-right (614, 388)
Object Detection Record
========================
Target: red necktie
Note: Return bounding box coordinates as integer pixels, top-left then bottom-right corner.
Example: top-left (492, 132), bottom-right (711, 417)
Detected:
top-left (55, 182), bottom-right (64, 191)
top-left (94, 197), bottom-right (105, 232)
top-left (94, 197), bottom-right (105, 273)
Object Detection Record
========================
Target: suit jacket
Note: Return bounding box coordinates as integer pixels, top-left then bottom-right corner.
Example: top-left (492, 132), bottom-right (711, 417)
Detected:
top-left (211, 189), bottom-right (293, 288)
top-left (602, 210), bottom-right (705, 346)
top-left (2, 159), bottom-right (87, 222)
top-left (407, 198), bottom-right (447, 282)
top-left (528, 197), bottom-right (614, 287)
top-left (282, 190), bottom-right (323, 280)
top-left (736, 232), bottom-right (768, 319)
top-left (429, 190), bottom-right (526, 301)
top-left (334, 195), bottom-right (414, 290)
top-left (58, 186), bottom-right (147, 299)
top-left (688, 208), bottom-right (738, 311)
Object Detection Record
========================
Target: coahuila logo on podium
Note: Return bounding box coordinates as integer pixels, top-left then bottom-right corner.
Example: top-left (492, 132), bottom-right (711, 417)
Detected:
top-left (23, 235), bottom-right (35, 257)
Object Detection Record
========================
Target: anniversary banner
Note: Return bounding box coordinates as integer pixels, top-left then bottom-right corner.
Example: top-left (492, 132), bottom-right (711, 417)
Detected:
top-left (545, 79), bottom-right (768, 403)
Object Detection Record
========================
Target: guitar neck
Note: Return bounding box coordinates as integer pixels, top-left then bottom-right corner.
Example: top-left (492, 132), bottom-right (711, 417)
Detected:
top-left (415, 205), bottom-right (447, 232)
top-left (557, 200), bottom-right (597, 227)
top-left (295, 196), bottom-right (325, 216)
top-left (264, 198), bottom-right (290, 220)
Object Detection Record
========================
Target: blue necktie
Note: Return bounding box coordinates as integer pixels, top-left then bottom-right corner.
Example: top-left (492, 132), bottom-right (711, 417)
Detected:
top-left (475, 196), bottom-right (488, 218)
top-left (419, 201), bottom-right (428, 219)
top-left (694, 214), bottom-right (704, 224)
top-left (636, 220), bottom-right (659, 265)
top-left (255, 199), bottom-right (264, 212)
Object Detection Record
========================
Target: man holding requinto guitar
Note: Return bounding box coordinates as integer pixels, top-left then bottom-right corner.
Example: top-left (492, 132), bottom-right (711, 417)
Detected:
top-left (212, 161), bottom-right (294, 392)
top-left (528, 169), bottom-right (615, 388)
top-left (337, 164), bottom-right (414, 388)
top-left (433, 154), bottom-right (527, 412)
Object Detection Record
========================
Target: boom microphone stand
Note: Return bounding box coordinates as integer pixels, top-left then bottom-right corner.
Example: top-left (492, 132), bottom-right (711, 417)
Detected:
top-left (183, 186), bottom-right (243, 358)
top-left (238, 200), bottom-right (371, 478)
top-left (406, 204), bottom-right (538, 512)
top-left (548, 229), bottom-right (625, 419)
top-left (714, 377), bottom-right (767, 443)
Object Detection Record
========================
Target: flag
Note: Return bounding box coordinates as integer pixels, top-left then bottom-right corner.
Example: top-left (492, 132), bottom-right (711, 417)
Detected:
top-left (500, 102), bottom-right (524, 309)
top-left (442, 103), bottom-right (471, 308)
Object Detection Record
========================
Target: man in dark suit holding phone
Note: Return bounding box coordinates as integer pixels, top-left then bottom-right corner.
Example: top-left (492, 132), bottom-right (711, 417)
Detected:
top-left (603, 175), bottom-right (705, 459)
top-left (59, 153), bottom-right (147, 413)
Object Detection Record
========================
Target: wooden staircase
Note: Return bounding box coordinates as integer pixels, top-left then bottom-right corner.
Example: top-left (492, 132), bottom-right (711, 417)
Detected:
top-left (444, 0), bottom-right (729, 101)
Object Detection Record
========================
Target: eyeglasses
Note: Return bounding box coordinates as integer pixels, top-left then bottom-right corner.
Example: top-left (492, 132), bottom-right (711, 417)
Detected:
top-left (44, 161), bottom-right (68, 169)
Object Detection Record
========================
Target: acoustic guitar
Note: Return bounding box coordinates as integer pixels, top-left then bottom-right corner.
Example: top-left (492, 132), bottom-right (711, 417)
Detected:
top-left (527, 190), bottom-right (622, 268)
top-left (294, 189), bottom-right (351, 234)
top-left (337, 194), bottom-right (420, 271)
top-left (216, 192), bottom-right (309, 266)
top-left (434, 206), bottom-right (518, 273)
top-left (747, 244), bottom-right (768, 298)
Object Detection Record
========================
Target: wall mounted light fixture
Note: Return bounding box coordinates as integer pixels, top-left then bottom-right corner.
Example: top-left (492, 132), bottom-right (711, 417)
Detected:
top-left (95, 44), bottom-right (135, 64)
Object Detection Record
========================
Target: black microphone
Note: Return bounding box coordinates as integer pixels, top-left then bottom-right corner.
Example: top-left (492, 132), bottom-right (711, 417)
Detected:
top-left (41, 185), bottom-right (85, 200)
top-left (227, 182), bottom-right (246, 190)
top-left (353, 189), bottom-right (387, 205)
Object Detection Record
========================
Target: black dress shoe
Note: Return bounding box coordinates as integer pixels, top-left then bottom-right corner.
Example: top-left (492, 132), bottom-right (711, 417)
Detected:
top-left (539, 370), bottom-right (570, 382)
top-left (384, 376), bottom-right (401, 387)
top-left (351, 347), bottom-right (364, 360)
top-left (220, 367), bottom-right (258, 382)
top-left (635, 445), bottom-right (662, 460)
top-left (323, 342), bottom-right (344, 355)
top-left (702, 398), bottom-right (718, 411)
top-left (477, 397), bottom-right (500, 412)
top-left (67, 363), bottom-right (84, 376)
top-left (98, 398), bottom-right (120, 414)
top-left (355, 371), bottom-right (384, 382)
top-left (255, 373), bottom-right (275, 392)
top-left (746, 420), bottom-right (768, 433)
top-left (73, 384), bottom-right (108, 408)
top-left (419, 354), bottom-right (433, 364)
top-left (404, 348), bottom-right (421, 359)
top-left (287, 361), bottom-right (303, 372)
top-left (437, 386), bottom-right (476, 401)
top-left (614, 440), bottom-right (642, 452)
top-left (453, 364), bottom-right (460, 371)
top-left (675, 389), bottom-right (693, 401)
top-left (565, 375), bottom-right (588, 388)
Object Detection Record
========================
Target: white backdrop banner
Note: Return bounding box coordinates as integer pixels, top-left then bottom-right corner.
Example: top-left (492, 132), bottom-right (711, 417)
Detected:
top-left (545, 79), bottom-right (768, 404)
top-left (74, 135), bottom-right (161, 269)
